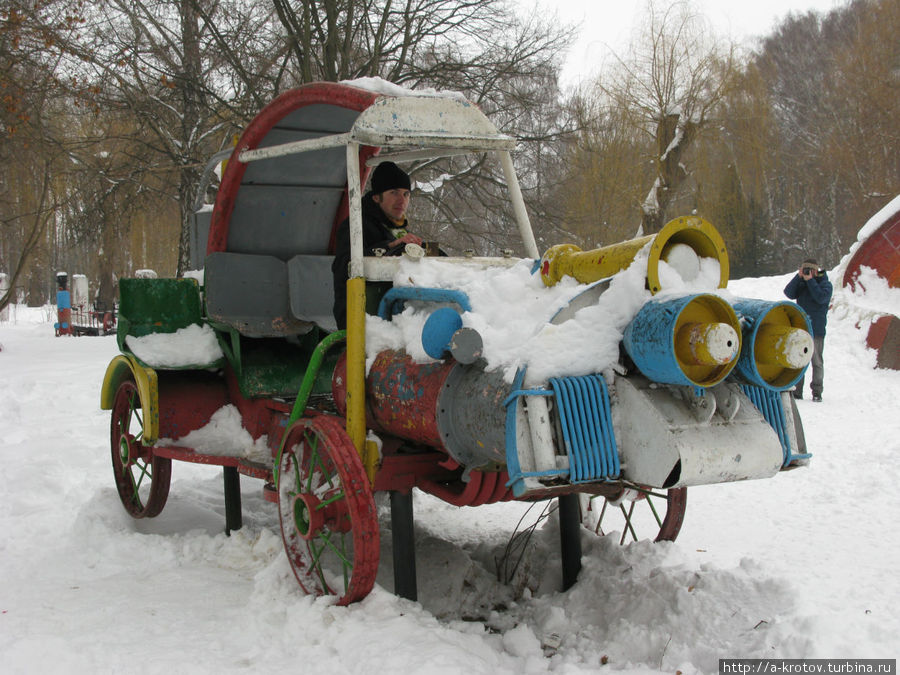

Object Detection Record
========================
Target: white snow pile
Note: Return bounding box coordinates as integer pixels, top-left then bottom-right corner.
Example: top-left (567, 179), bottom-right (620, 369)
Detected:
top-left (125, 322), bottom-right (224, 368)
top-left (156, 404), bottom-right (271, 465)
top-left (342, 76), bottom-right (468, 101)
top-left (367, 249), bottom-right (723, 384)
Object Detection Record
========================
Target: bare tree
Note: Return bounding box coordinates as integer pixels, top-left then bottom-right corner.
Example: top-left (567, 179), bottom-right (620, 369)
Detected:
top-left (752, 0), bottom-right (900, 270)
top-left (0, 0), bottom-right (86, 307)
top-left (576, 1), bottom-right (737, 237)
top-left (268, 0), bottom-right (575, 255)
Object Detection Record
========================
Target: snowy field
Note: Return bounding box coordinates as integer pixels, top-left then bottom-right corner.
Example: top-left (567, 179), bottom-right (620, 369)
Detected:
top-left (1, 267), bottom-right (898, 674)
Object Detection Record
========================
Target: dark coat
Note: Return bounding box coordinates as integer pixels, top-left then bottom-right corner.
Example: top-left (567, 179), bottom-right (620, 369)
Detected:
top-left (784, 270), bottom-right (833, 337)
top-left (331, 192), bottom-right (409, 329)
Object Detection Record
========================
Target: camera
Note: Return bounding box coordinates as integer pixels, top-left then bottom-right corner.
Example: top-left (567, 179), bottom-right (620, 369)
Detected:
top-left (802, 265), bottom-right (817, 276)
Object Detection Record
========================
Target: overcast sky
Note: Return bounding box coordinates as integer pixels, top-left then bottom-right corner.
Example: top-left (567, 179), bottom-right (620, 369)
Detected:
top-left (514, 0), bottom-right (847, 87)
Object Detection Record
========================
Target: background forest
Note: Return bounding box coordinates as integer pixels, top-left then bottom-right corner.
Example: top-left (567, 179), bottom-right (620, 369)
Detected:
top-left (1, 0), bottom-right (898, 310)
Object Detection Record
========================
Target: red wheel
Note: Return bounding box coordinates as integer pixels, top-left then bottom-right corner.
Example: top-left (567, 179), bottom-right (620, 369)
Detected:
top-left (277, 416), bottom-right (379, 605)
top-left (586, 486), bottom-right (687, 544)
top-left (110, 380), bottom-right (171, 518)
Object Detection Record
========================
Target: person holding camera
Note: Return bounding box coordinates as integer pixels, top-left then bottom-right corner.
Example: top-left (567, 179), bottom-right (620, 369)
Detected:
top-left (784, 257), bottom-right (833, 401)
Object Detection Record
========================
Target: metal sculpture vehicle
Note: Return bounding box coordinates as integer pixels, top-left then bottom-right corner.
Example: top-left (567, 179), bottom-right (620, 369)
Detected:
top-left (100, 81), bottom-right (812, 605)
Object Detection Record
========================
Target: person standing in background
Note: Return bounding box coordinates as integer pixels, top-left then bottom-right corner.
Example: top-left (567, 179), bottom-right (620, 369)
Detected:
top-left (784, 257), bottom-right (833, 402)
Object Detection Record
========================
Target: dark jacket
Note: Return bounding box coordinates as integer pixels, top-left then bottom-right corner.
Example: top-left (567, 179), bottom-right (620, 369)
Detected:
top-left (784, 270), bottom-right (833, 337)
top-left (331, 192), bottom-right (409, 329)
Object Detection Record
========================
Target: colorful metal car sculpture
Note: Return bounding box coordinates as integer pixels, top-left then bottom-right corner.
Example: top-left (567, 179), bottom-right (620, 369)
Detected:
top-left (100, 81), bottom-right (812, 605)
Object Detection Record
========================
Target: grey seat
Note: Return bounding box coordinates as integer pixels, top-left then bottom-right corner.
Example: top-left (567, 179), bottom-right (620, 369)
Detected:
top-left (205, 252), bottom-right (315, 337)
top-left (287, 254), bottom-right (337, 332)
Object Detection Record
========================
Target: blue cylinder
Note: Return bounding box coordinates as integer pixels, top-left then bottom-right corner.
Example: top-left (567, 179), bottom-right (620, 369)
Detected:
top-left (731, 299), bottom-right (813, 391)
top-left (57, 290), bottom-right (71, 310)
top-left (421, 307), bottom-right (463, 359)
top-left (623, 293), bottom-right (741, 387)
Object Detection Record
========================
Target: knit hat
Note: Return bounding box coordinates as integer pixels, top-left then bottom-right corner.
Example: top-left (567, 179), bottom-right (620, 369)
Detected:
top-left (370, 161), bottom-right (411, 194)
top-left (802, 258), bottom-right (819, 269)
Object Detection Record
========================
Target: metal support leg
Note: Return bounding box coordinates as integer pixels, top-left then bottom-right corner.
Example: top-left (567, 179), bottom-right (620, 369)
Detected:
top-left (558, 493), bottom-right (582, 591)
top-left (223, 466), bottom-right (242, 536)
top-left (390, 490), bottom-right (417, 601)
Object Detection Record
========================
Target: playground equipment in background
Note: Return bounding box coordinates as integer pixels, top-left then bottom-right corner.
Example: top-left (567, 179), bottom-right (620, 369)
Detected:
top-left (55, 272), bottom-right (116, 337)
top-left (100, 81), bottom-right (812, 606)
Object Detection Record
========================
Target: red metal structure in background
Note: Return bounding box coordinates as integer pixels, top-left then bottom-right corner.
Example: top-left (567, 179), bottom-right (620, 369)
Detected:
top-left (842, 200), bottom-right (900, 291)
top-left (843, 197), bottom-right (900, 370)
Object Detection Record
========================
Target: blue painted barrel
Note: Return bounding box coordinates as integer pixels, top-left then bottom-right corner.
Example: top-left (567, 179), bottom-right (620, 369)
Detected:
top-left (731, 299), bottom-right (812, 390)
top-left (623, 293), bottom-right (741, 387)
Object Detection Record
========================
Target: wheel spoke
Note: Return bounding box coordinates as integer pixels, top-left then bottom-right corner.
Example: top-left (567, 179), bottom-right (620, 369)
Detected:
top-left (619, 502), bottom-right (638, 544)
top-left (307, 538), bottom-right (329, 589)
top-left (319, 530), bottom-right (353, 567)
top-left (317, 490), bottom-right (345, 509)
top-left (646, 495), bottom-right (664, 527)
top-left (304, 432), bottom-right (320, 493)
top-left (134, 459), bottom-right (152, 491)
top-left (291, 451), bottom-right (303, 492)
top-left (587, 486), bottom-right (686, 545)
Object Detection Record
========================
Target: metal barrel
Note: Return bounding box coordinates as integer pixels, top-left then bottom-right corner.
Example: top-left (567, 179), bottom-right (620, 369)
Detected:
top-left (731, 299), bottom-right (813, 390)
top-left (623, 293), bottom-right (741, 387)
top-left (332, 350), bottom-right (508, 470)
top-left (539, 216), bottom-right (729, 294)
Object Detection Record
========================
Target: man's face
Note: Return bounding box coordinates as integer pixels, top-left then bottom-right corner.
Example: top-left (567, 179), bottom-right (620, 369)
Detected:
top-left (374, 188), bottom-right (411, 222)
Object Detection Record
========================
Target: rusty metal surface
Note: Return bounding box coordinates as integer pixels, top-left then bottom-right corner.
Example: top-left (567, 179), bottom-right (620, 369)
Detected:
top-left (435, 364), bottom-right (509, 468)
top-left (364, 350), bottom-right (454, 447)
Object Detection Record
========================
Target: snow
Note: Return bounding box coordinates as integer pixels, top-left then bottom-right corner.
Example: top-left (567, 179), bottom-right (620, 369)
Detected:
top-left (341, 76), bottom-right (467, 101)
top-left (125, 322), bottom-right (224, 368)
top-left (156, 405), bottom-right (270, 464)
top-left (2, 263), bottom-right (899, 673)
top-left (367, 249), bottom-right (722, 385)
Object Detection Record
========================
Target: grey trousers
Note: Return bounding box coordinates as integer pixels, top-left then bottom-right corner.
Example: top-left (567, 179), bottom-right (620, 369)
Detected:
top-left (794, 334), bottom-right (825, 396)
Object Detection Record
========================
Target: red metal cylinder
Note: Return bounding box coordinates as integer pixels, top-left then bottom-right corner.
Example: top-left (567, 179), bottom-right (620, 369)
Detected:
top-left (333, 350), bottom-right (455, 448)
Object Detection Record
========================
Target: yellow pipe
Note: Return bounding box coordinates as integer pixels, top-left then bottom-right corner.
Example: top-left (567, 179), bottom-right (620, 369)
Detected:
top-left (344, 276), bottom-right (372, 479)
top-left (673, 294), bottom-right (742, 386)
top-left (675, 322), bottom-right (740, 366)
top-left (755, 324), bottom-right (814, 369)
top-left (540, 216), bottom-right (729, 293)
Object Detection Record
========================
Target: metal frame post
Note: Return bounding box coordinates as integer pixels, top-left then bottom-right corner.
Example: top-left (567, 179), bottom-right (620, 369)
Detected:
top-left (558, 493), bottom-right (582, 590)
top-left (390, 490), bottom-right (417, 601)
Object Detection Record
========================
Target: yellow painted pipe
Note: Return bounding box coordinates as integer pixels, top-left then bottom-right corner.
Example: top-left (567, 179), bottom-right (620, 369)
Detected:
top-left (540, 216), bottom-right (729, 293)
top-left (675, 322), bottom-right (740, 366)
top-left (672, 294), bottom-right (742, 386)
top-left (344, 276), bottom-right (373, 481)
top-left (754, 324), bottom-right (814, 369)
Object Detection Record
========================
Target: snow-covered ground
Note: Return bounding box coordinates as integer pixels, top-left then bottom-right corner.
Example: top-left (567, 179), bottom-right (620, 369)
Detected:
top-left (1, 266), bottom-right (898, 674)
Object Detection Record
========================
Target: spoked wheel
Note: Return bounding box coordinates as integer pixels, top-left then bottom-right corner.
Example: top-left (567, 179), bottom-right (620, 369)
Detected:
top-left (110, 380), bottom-right (171, 518)
top-left (586, 486), bottom-right (687, 543)
top-left (277, 415), bottom-right (379, 605)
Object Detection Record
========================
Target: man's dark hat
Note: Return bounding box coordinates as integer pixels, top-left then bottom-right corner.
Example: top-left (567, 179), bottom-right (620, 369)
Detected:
top-left (371, 161), bottom-right (411, 194)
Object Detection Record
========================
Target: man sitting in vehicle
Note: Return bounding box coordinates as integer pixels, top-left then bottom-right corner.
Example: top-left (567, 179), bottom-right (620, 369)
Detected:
top-left (331, 161), bottom-right (423, 330)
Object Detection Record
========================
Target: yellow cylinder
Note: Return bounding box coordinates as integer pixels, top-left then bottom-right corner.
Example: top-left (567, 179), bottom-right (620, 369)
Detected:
top-left (675, 322), bottom-right (740, 366)
top-left (754, 324), bottom-right (814, 369)
top-left (344, 276), bottom-right (369, 475)
top-left (540, 216), bottom-right (729, 293)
